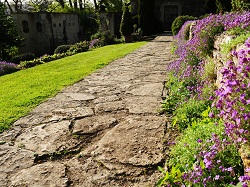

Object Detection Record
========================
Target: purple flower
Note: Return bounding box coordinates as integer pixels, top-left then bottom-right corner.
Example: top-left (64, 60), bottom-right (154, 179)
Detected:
top-left (214, 175), bottom-right (220, 180)
top-left (197, 139), bottom-right (202, 143)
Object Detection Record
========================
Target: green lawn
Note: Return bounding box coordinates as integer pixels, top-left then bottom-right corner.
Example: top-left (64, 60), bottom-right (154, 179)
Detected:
top-left (0, 42), bottom-right (147, 132)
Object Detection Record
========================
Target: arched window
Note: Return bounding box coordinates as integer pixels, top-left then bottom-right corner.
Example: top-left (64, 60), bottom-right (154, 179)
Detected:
top-left (22, 20), bottom-right (29, 33)
top-left (36, 22), bottom-right (42, 32)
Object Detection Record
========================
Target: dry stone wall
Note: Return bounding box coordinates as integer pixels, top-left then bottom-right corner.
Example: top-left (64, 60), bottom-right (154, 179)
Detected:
top-left (212, 33), bottom-right (250, 176)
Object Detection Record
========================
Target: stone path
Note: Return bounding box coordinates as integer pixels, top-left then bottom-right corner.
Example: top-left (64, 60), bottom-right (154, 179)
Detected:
top-left (0, 35), bottom-right (174, 186)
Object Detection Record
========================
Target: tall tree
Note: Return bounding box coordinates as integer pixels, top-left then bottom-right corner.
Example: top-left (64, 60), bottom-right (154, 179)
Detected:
top-left (56, 0), bottom-right (64, 8)
top-left (0, 2), bottom-right (21, 60)
top-left (4, 0), bottom-right (13, 13)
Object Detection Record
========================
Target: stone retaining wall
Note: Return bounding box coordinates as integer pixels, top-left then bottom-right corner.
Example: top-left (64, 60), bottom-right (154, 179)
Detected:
top-left (212, 33), bottom-right (249, 177)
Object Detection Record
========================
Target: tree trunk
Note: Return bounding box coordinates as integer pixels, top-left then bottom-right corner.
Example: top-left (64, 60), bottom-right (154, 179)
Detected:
top-left (68, 0), bottom-right (73, 8)
top-left (83, 0), bottom-right (86, 8)
top-left (5, 0), bottom-right (13, 13)
top-left (93, 0), bottom-right (98, 10)
top-left (79, 0), bottom-right (83, 10)
top-left (74, 0), bottom-right (78, 9)
top-left (57, 0), bottom-right (65, 8)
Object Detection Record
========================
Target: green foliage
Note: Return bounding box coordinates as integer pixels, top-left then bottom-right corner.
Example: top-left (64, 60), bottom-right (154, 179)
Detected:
top-left (186, 52), bottom-right (200, 67)
top-left (202, 57), bottom-right (217, 81)
top-left (172, 99), bottom-right (210, 130)
top-left (184, 24), bottom-right (191, 41)
top-left (201, 83), bottom-right (216, 99)
top-left (216, 0), bottom-right (232, 13)
top-left (157, 165), bottom-right (184, 187)
top-left (0, 41), bottom-right (147, 132)
top-left (231, 0), bottom-right (250, 11)
top-left (77, 9), bottom-right (99, 40)
top-left (20, 53), bottom-right (69, 68)
top-left (68, 41), bottom-right (89, 53)
top-left (171, 15), bottom-right (196, 36)
top-left (221, 31), bottom-right (250, 55)
top-left (170, 43), bottom-right (177, 55)
top-left (226, 26), bottom-right (249, 35)
top-left (162, 74), bottom-right (190, 114)
top-left (200, 25), bottom-right (224, 57)
top-left (54, 45), bottom-right (72, 54)
top-left (11, 53), bottom-right (35, 64)
top-left (120, 4), bottom-right (133, 37)
top-left (169, 108), bottom-right (225, 170)
top-left (0, 2), bottom-right (22, 60)
top-left (91, 31), bottom-right (119, 46)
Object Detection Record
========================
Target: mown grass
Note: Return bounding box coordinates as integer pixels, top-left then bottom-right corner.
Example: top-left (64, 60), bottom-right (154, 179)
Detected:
top-left (0, 41), bottom-right (147, 132)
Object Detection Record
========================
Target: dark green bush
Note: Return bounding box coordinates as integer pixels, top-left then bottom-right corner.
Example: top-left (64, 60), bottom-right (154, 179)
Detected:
top-left (91, 31), bottom-right (118, 45)
top-left (19, 42), bottom-right (88, 69)
top-left (0, 2), bottom-right (22, 60)
top-left (19, 59), bottom-right (43, 68)
top-left (231, 0), bottom-right (250, 11)
top-left (120, 4), bottom-right (133, 37)
top-left (171, 15), bottom-right (196, 36)
top-left (216, 0), bottom-right (232, 13)
top-left (19, 53), bottom-right (68, 68)
top-left (68, 41), bottom-right (89, 53)
top-left (54, 45), bottom-right (72, 54)
top-left (11, 53), bottom-right (35, 64)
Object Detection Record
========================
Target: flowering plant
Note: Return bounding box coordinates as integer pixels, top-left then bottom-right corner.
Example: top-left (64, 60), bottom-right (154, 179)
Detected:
top-left (0, 61), bottom-right (18, 76)
top-left (160, 11), bottom-right (250, 187)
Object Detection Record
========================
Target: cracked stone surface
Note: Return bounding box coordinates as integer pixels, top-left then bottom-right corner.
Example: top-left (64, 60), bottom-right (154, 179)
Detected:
top-left (0, 35), bottom-right (174, 186)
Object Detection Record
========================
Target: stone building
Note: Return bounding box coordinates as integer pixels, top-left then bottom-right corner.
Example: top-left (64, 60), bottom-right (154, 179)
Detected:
top-left (12, 13), bottom-right (80, 56)
top-left (131, 0), bottom-right (209, 33)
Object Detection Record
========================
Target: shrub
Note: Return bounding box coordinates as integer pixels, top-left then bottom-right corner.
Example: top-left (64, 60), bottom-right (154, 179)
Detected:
top-left (91, 31), bottom-right (117, 45)
top-left (19, 58), bottom-right (44, 68)
top-left (120, 4), bottom-right (133, 37)
top-left (100, 31), bottom-right (116, 45)
top-left (19, 53), bottom-right (68, 68)
top-left (68, 41), bottom-right (89, 53)
top-left (54, 45), bottom-right (72, 54)
top-left (0, 61), bottom-right (18, 76)
top-left (171, 15), bottom-right (196, 36)
top-left (89, 39), bottom-right (101, 49)
top-left (231, 0), bottom-right (250, 11)
top-left (216, 0), bottom-right (232, 13)
top-left (11, 53), bottom-right (35, 64)
top-left (0, 2), bottom-right (22, 60)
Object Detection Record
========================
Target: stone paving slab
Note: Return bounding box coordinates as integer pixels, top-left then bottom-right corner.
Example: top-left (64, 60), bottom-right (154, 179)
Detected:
top-left (0, 35), bottom-right (174, 186)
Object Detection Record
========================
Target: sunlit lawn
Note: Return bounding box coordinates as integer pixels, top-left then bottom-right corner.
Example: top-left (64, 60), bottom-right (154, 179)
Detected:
top-left (0, 41), bottom-right (147, 132)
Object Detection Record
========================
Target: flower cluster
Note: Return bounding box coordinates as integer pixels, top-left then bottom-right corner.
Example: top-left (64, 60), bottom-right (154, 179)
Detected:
top-left (213, 39), bottom-right (250, 144)
top-left (89, 38), bottom-right (101, 49)
top-left (0, 61), bottom-right (18, 76)
top-left (169, 11), bottom-right (250, 84)
top-left (163, 11), bottom-right (250, 187)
